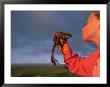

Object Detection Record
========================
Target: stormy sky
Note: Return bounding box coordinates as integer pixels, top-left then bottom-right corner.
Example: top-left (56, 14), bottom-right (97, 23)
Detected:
top-left (11, 11), bottom-right (97, 64)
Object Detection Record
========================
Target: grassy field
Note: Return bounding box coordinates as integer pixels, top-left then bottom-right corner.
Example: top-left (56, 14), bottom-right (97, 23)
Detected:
top-left (11, 63), bottom-right (80, 77)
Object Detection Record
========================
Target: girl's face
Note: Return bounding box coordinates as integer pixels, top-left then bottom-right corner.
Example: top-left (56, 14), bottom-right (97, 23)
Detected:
top-left (82, 13), bottom-right (100, 42)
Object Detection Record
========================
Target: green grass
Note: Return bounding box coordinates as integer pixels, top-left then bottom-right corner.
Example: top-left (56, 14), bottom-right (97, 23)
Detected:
top-left (11, 64), bottom-right (79, 77)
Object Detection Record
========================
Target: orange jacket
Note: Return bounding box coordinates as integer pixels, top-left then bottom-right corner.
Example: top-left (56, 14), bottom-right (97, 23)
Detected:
top-left (62, 43), bottom-right (100, 77)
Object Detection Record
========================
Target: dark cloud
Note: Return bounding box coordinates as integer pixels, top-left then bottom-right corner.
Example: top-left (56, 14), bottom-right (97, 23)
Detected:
top-left (11, 11), bottom-right (96, 63)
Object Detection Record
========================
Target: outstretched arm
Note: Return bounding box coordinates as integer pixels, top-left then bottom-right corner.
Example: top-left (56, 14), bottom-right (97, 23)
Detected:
top-left (52, 32), bottom-right (99, 76)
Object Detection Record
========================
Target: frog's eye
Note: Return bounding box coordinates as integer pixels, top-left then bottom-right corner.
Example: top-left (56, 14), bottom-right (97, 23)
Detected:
top-left (85, 22), bottom-right (88, 26)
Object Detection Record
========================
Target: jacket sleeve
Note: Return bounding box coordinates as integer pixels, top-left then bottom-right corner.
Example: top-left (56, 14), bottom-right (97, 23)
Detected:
top-left (62, 43), bottom-right (98, 77)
